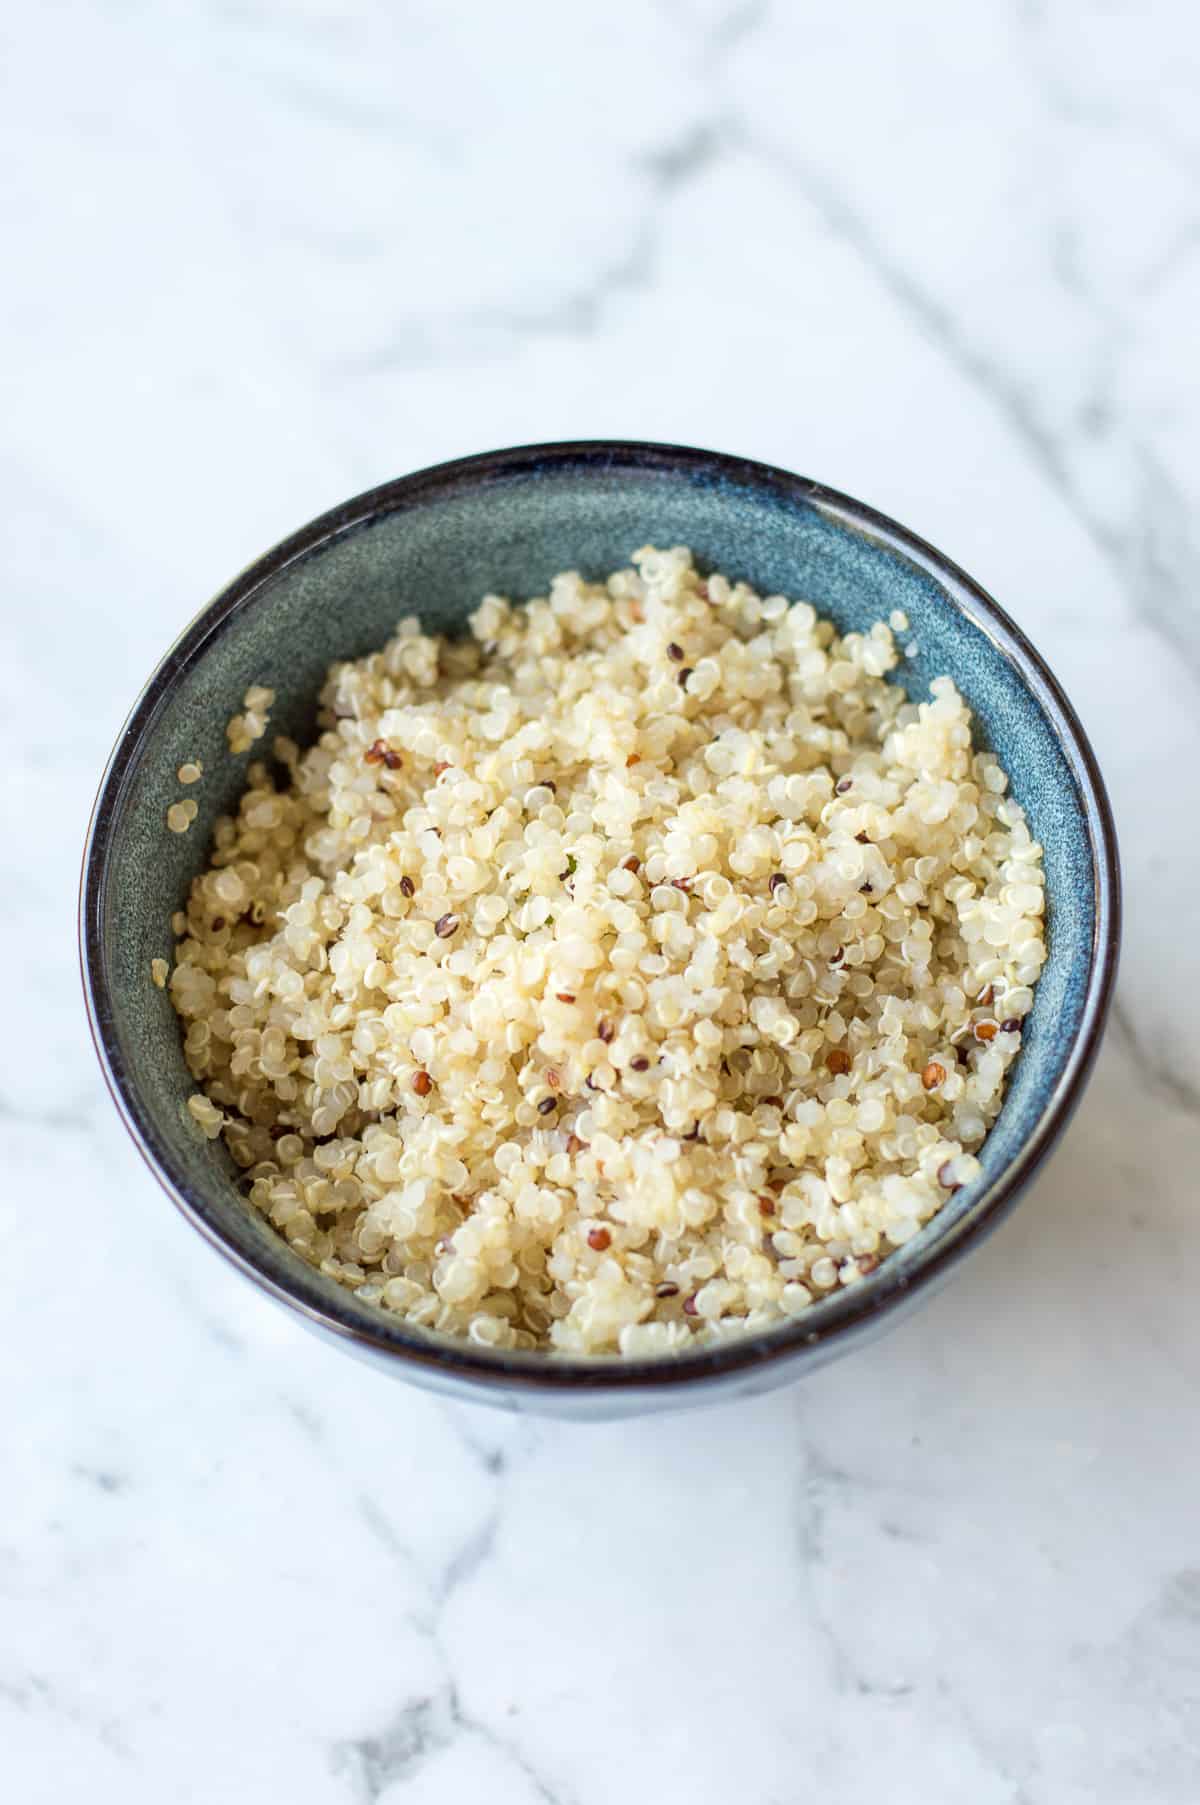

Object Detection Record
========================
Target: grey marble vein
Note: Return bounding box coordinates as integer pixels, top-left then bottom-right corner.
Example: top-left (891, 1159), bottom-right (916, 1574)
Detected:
top-left (69, 1465), bottom-right (129, 1496)
top-left (737, 127), bottom-right (1200, 686)
top-left (1110, 999), bottom-right (1200, 1120)
top-left (433, 1509), bottom-right (500, 1610)
top-left (0, 1672), bottom-right (132, 1762)
top-left (334, 1682), bottom-right (571, 1805)
top-left (332, 1688), bottom-right (459, 1802)
top-left (352, 118), bottom-right (729, 373)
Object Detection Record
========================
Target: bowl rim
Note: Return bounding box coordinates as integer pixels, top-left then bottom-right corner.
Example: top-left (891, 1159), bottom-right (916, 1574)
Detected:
top-left (80, 439), bottom-right (1121, 1398)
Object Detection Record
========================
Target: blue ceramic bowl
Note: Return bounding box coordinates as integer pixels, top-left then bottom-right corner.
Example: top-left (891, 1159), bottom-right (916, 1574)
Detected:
top-left (81, 442), bottom-right (1120, 1417)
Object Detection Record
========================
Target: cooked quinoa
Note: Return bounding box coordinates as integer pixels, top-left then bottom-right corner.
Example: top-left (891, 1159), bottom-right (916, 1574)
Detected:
top-left (168, 548), bottom-right (1045, 1357)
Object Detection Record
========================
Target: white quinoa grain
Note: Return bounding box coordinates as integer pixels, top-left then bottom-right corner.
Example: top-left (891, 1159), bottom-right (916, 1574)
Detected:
top-left (150, 957), bottom-right (169, 988)
top-left (170, 548), bottom-right (1044, 1356)
top-left (166, 799), bottom-right (198, 833)
top-left (177, 761), bottom-right (203, 784)
top-left (226, 685), bottom-right (275, 755)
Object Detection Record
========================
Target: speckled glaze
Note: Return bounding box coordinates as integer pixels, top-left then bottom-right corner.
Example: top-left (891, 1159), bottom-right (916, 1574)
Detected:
top-left (80, 442), bottom-right (1120, 1417)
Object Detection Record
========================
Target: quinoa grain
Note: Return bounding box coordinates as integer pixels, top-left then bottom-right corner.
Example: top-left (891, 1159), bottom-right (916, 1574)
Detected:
top-left (226, 685), bottom-right (274, 755)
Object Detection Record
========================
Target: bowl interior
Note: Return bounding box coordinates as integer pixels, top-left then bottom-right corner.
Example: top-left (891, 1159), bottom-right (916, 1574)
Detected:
top-left (85, 446), bottom-right (1108, 1397)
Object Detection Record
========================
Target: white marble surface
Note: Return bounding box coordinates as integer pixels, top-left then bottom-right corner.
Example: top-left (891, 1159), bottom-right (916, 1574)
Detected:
top-left (5, 1), bottom-right (1200, 1798)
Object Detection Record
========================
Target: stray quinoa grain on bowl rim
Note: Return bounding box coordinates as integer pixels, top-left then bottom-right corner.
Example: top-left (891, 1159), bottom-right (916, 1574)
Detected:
top-left (80, 443), bottom-right (1119, 1415)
